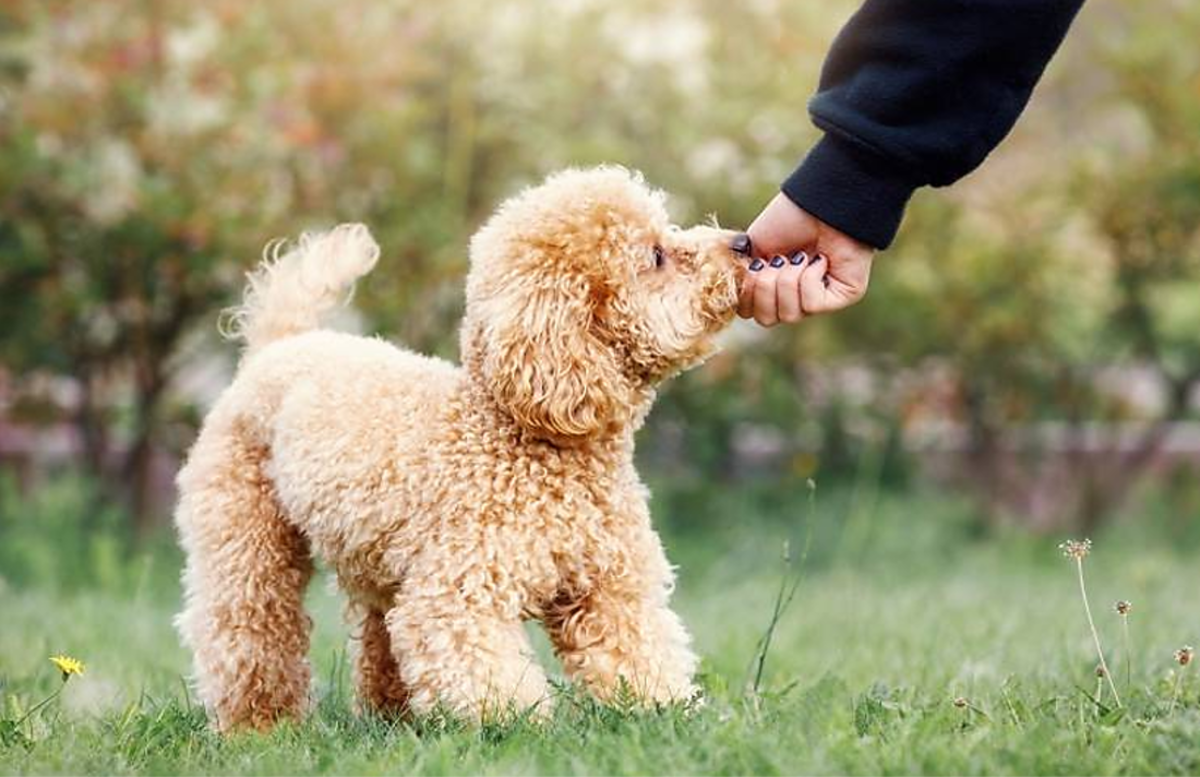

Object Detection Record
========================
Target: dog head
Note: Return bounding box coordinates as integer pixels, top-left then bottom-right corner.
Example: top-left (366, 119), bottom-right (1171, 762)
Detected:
top-left (461, 166), bottom-right (746, 445)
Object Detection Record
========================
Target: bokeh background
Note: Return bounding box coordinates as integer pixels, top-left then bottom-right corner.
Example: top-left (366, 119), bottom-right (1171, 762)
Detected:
top-left (0, 2), bottom-right (1199, 767)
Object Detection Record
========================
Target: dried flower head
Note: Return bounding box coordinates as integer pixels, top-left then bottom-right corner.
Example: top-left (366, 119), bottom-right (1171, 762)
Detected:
top-left (1058, 538), bottom-right (1092, 560)
top-left (1095, 663), bottom-right (1107, 677)
top-left (1175, 646), bottom-right (1194, 667)
top-left (1115, 600), bottom-right (1132, 616)
top-left (953, 696), bottom-right (969, 709)
top-left (49, 654), bottom-right (85, 681)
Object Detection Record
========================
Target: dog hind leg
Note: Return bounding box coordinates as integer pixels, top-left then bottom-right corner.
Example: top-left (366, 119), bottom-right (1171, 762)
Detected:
top-left (175, 418), bottom-right (314, 732)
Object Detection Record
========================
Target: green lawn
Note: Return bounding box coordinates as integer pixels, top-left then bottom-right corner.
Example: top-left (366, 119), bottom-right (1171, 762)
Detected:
top-left (2, 485), bottom-right (1199, 775)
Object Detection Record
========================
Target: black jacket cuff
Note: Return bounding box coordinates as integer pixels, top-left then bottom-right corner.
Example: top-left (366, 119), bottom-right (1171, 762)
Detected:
top-left (781, 135), bottom-right (917, 250)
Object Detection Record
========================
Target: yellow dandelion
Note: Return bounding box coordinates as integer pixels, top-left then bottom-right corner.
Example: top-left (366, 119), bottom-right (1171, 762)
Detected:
top-left (49, 654), bottom-right (85, 680)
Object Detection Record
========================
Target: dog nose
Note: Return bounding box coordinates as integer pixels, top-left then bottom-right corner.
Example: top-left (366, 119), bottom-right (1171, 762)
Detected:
top-left (729, 232), bottom-right (752, 256)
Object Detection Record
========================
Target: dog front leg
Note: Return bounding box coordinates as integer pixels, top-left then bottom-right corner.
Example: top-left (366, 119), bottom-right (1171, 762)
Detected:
top-left (351, 605), bottom-right (411, 717)
top-left (384, 585), bottom-right (549, 721)
top-left (547, 579), bottom-right (699, 706)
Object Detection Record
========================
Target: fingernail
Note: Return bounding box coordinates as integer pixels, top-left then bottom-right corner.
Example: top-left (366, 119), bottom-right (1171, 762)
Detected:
top-left (749, 259), bottom-right (764, 272)
top-left (789, 251), bottom-right (807, 266)
top-left (769, 255), bottom-right (786, 269)
top-left (730, 233), bottom-right (752, 256)
top-left (813, 253), bottom-right (827, 264)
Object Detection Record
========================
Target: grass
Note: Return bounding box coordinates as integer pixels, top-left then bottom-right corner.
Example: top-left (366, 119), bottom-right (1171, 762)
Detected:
top-left (2, 482), bottom-right (1200, 775)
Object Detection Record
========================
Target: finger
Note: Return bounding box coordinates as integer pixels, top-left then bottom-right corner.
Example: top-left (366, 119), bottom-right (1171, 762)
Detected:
top-left (798, 252), bottom-right (834, 314)
top-left (801, 255), bottom-right (868, 316)
top-left (737, 258), bottom-right (764, 318)
top-left (799, 252), bottom-right (869, 314)
top-left (752, 255), bottom-right (785, 327)
top-left (775, 251), bottom-right (808, 323)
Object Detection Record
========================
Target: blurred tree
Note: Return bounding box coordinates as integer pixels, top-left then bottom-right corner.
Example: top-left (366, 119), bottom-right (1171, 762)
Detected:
top-left (642, 0), bottom-right (1200, 531)
top-left (0, 0), bottom-right (474, 529)
top-left (1064, 0), bottom-right (1200, 530)
top-left (0, 0), bottom-right (1195, 537)
top-left (0, 0), bottom-right (842, 534)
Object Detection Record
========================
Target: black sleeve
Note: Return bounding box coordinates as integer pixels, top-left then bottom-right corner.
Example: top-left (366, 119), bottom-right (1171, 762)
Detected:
top-left (782, 0), bottom-right (1086, 249)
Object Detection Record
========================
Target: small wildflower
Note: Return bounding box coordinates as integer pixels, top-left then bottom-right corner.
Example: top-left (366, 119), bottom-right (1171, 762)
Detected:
top-left (48, 654), bottom-right (85, 681)
top-left (953, 696), bottom-right (969, 709)
top-left (1060, 537), bottom-right (1121, 708)
top-left (1170, 646), bottom-right (1194, 714)
top-left (1059, 538), bottom-right (1092, 560)
top-left (1118, 602), bottom-right (1133, 692)
top-left (1095, 664), bottom-right (1107, 677)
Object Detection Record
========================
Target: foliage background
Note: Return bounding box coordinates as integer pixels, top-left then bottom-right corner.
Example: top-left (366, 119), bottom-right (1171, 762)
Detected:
top-left (3, 0), bottom-right (1198, 538)
top-left (0, 1), bottom-right (1199, 773)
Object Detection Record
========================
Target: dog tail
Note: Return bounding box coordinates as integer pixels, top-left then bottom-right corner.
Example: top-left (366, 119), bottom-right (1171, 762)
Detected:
top-left (220, 223), bottom-right (380, 355)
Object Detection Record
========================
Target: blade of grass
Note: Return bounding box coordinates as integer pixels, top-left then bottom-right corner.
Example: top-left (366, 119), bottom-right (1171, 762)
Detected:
top-left (747, 479), bottom-right (816, 698)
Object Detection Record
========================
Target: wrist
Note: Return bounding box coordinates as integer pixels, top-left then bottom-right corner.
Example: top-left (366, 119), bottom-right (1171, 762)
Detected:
top-left (782, 135), bottom-right (917, 250)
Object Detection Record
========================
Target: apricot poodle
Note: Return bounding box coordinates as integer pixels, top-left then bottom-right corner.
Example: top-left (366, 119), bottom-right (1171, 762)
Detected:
top-left (174, 166), bottom-right (747, 731)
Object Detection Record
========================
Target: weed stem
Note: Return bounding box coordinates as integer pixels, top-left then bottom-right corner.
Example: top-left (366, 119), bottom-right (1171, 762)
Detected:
top-left (1121, 616), bottom-right (1131, 694)
top-left (1075, 558), bottom-right (1121, 707)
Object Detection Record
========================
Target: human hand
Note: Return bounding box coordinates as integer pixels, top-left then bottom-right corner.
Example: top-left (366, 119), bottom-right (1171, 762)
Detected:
top-left (737, 193), bottom-right (875, 326)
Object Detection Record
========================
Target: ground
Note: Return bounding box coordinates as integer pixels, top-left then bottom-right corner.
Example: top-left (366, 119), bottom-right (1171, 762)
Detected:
top-left (1, 484), bottom-right (1198, 775)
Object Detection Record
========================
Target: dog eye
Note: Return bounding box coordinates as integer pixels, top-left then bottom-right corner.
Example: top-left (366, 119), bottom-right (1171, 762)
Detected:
top-left (653, 246), bottom-right (666, 269)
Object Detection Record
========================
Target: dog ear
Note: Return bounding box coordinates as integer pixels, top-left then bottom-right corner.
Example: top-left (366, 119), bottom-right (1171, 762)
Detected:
top-left (482, 278), bottom-right (631, 444)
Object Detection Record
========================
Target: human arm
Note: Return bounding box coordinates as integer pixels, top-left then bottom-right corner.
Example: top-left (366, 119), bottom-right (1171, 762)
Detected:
top-left (741, 0), bottom-right (1087, 325)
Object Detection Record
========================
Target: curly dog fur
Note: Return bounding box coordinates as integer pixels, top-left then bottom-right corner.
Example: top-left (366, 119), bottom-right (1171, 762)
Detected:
top-left (175, 166), bottom-right (745, 731)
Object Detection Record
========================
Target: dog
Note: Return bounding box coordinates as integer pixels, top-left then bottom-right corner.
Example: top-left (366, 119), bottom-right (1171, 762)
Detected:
top-left (174, 166), bottom-right (749, 731)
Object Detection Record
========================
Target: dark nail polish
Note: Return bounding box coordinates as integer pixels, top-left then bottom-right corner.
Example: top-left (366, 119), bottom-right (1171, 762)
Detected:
top-left (769, 255), bottom-right (786, 269)
top-left (789, 251), bottom-right (807, 266)
top-left (814, 253), bottom-right (827, 263)
top-left (749, 259), bottom-right (764, 272)
top-left (730, 233), bottom-right (752, 256)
